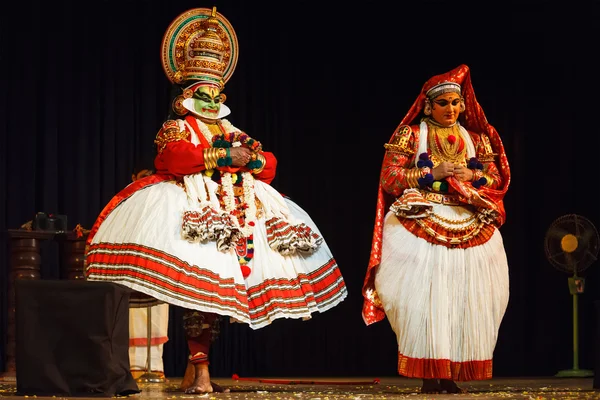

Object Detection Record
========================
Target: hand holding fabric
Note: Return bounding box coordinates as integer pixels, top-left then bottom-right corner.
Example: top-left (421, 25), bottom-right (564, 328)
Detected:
top-left (432, 162), bottom-right (455, 180)
top-left (453, 165), bottom-right (474, 182)
top-left (230, 147), bottom-right (253, 167)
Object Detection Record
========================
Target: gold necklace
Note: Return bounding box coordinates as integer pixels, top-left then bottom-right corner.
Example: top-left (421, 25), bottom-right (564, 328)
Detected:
top-left (426, 119), bottom-right (467, 166)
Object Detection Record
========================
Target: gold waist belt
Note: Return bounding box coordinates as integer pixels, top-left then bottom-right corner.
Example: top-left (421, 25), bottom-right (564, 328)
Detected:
top-left (420, 190), bottom-right (460, 206)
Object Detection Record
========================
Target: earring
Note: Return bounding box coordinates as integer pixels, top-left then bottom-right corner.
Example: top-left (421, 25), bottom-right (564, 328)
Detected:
top-left (423, 99), bottom-right (432, 116)
top-left (219, 93), bottom-right (227, 104)
top-left (172, 95), bottom-right (188, 116)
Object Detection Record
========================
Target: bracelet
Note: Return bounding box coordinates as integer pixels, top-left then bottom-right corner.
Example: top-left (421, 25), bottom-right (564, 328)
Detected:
top-left (252, 153), bottom-right (266, 174)
top-left (405, 168), bottom-right (420, 188)
top-left (216, 147), bottom-right (232, 167)
top-left (204, 147), bottom-right (232, 169)
top-left (203, 148), bottom-right (218, 170)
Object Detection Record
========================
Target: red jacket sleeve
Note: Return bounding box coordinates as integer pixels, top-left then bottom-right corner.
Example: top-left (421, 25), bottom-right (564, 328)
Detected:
top-left (154, 141), bottom-right (209, 177)
top-left (153, 120), bottom-right (209, 177)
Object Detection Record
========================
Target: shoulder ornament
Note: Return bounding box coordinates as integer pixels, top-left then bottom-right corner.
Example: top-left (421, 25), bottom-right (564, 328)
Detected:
top-left (384, 125), bottom-right (414, 156)
top-left (155, 119), bottom-right (189, 154)
top-left (478, 133), bottom-right (497, 162)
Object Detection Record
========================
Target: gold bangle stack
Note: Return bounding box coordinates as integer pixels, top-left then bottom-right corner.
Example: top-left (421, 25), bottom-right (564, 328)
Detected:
top-left (203, 148), bottom-right (220, 170)
top-left (405, 168), bottom-right (421, 188)
top-left (204, 147), bottom-right (230, 170)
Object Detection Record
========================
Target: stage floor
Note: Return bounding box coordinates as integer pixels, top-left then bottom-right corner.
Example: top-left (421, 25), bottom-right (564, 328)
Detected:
top-left (0, 376), bottom-right (597, 399)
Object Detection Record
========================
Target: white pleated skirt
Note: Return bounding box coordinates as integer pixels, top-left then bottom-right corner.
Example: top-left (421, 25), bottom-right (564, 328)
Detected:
top-left (374, 205), bottom-right (509, 381)
top-left (85, 180), bottom-right (347, 330)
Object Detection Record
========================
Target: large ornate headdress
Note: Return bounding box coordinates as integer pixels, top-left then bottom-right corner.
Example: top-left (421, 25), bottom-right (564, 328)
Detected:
top-left (161, 6), bottom-right (238, 90)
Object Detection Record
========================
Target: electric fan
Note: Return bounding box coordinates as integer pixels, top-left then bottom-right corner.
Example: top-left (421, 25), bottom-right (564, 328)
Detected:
top-left (544, 213), bottom-right (599, 378)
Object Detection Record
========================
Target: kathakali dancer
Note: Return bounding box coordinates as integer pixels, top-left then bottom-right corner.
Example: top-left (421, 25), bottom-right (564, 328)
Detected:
top-left (361, 64), bottom-right (511, 394)
top-left (85, 6), bottom-right (347, 394)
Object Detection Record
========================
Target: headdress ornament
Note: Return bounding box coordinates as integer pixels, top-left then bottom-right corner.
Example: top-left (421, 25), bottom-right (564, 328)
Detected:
top-left (397, 64), bottom-right (485, 133)
top-left (161, 6), bottom-right (238, 89)
top-left (426, 82), bottom-right (461, 100)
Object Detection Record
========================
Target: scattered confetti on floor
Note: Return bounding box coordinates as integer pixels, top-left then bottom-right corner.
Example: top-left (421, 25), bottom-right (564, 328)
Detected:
top-left (0, 376), bottom-right (598, 399)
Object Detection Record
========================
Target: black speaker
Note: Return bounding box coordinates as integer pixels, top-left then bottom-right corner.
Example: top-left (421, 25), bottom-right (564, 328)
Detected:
top-left (32, 212), bottom-right (68, 231)
top-left (15, 280), bottom-right (140, 397)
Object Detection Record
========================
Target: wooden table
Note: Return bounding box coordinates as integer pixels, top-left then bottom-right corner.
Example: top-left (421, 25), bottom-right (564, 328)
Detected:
top-left (1, 229), bottom-right (88, 381)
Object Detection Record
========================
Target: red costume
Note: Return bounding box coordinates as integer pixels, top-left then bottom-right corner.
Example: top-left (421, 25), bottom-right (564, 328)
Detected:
top-left (362, 65), bottom-right (511, 381)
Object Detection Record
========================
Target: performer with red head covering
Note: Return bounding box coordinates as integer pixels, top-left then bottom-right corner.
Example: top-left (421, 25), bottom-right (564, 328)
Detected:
top-left (84, 6), bottom-right (347, 394)
top-left (362, 65), bottom-right (510, 394)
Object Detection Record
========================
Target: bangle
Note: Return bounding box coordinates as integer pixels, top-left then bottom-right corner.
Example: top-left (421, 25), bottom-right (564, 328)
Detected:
top-left (252, 153), bottom-right (266, 174)
top-left (203, 148), bottom-right (217, 170)
top-left (216, 147), bottom-right (232, 167)
top-left (217, 147), bottom-right (228, 159)
top-left (405, 168), bottom-right (420, 188)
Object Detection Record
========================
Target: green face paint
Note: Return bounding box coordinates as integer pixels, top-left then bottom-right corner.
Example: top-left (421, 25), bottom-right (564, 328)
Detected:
top-left (191, 85), bottom-right (222, 119)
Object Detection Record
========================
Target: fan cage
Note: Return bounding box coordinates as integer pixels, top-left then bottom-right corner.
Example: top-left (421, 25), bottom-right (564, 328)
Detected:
top-left (544, 214), bottom-right (600, 274)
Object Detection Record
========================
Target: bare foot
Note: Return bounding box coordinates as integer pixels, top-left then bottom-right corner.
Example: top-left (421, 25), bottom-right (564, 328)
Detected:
top-left (440, 379), bottom-right (467, 394)
top-left (184, 363), bottom-right (212, 394)
top-left (179, 361), bottom-right (195, 391)
top-left (180, 361), bottom-right (230, 393)
top-left (421, 378), bottom-right (442, 394)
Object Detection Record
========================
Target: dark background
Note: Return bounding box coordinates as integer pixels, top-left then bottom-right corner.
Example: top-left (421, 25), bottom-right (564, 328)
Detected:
top-left (1, 0), bottom-right (600, 379)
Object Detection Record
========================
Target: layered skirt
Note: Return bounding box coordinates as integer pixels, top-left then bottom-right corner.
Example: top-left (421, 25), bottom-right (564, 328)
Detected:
top-left (85, 177), bottom-right (347, 330)
top-left (374, 204), bottom-right (509, 381)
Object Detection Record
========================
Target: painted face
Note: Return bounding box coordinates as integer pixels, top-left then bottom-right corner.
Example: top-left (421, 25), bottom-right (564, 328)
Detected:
top-left (191, 84), bottom-right (223, 119)
top-left (430, 92), bottom-right (462, 127)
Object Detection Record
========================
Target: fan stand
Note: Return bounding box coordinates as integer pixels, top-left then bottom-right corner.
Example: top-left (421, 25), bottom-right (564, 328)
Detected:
top-left (135, 305), bottom-right (167, 383)
top-left (555, 273), bottom-right (594, 378)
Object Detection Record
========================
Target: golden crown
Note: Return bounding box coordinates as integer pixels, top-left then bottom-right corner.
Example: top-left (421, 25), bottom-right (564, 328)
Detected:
top-left (161, 7), bottom-right (238, 89)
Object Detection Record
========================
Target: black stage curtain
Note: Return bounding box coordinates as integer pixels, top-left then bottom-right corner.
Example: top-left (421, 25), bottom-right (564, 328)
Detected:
top-left (1, 1), bottom-right (600, 378)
